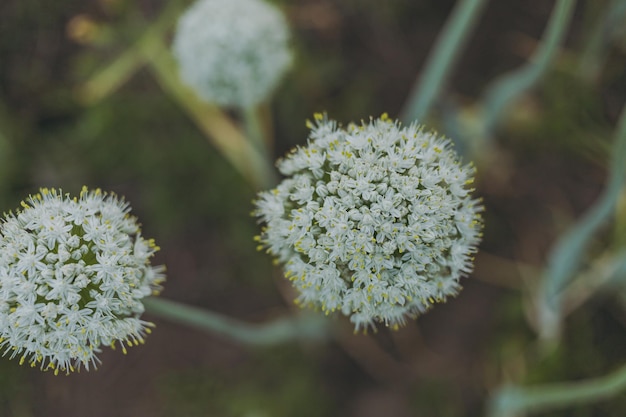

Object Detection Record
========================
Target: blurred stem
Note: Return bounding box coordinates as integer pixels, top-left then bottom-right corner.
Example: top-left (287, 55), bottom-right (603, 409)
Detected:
top-left (76, 1), bottom-right (275, 190)
top-left (616, 189), bottom-right (626, 247)
top-left (488, 364), bottom-right (626, 417)
top-left (400, 0), bottom-right (488, 124)
top-left (143, 297), bottom-right (329, 346)
top-left (76, 44), bottom-right (146, 104)
top-left (0, 100), bottom-right (16, 202)
top-left (242, 105), bottom-right (277, 184)
top-left (480, 0), bottom-right (576, 135)
top-left (0, 101), bottom-right (11, 148)
top-left (538, 103), bottom-right (626, 341)
top-left (76, 1), bottom-right (182, 104)
top-left (577, 0), bottom-right (626, 82)
top-left (561, 249), bottom-right (626, 317)
top-left (242, 106), bottom-right (264, 149)
top-left (140, 37), bottom-right (274, 190)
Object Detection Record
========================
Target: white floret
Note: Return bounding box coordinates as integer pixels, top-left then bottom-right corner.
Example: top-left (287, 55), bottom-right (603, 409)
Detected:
top-left (255, 114), bottom-right (483, 331)
top-left (172, 0), bottom-right (292, 108)
top-left (0, 187), bottom-right (165, 374)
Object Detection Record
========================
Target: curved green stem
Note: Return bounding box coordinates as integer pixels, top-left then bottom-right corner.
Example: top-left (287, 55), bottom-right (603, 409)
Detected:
top-left (488, 364), bottom-right (626, 417)
top-left (480, 0), bottom-right (576, 135)
top-left (538, 104), bottom-right (626, 340)
top-left (143, 297), bottom-right (329, 346)
top-left (400, 0), bottom-right (488, 123)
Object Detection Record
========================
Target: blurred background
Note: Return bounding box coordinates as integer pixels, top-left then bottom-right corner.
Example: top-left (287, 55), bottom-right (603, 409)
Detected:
top-left (0, 0), bottom-right (625, 416)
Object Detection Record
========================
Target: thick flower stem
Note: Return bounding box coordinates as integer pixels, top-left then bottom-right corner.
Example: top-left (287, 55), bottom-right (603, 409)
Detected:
top-left (143, 297), bottom-right (329, 347)
top-left (242, 105), bottom-right (278, 185)
top-left (400, 0), bottom-right (488, 123)
top-left (141, 37), bottom-right (275, 190)
top-left (487, 364), bottom-right (626, 417)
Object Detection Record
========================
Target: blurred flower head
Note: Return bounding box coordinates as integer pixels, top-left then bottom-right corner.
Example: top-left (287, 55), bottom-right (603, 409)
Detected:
top-left (254, 114), bottom-right (483, 331)
top-left (0, 187), bottom-right (165, 374)
top-left (172, 0), bottom-right (292, 108)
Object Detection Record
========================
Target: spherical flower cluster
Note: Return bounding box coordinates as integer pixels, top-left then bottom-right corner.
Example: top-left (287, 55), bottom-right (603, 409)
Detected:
top-left (172, 0), bottom-right (292, 108)
top-left (0, 187), bottom-right (165, 374)
top-left (254, 114), bottom-right (483, 331)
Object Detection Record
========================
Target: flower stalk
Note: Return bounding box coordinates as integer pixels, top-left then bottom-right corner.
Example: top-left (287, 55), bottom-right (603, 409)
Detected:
top-left (143, 297), bottom-right (329, 346)
top-left (401, 0), bottom-right (488, 123)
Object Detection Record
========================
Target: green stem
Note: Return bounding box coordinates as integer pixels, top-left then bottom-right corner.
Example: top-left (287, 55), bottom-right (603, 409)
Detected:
top-left (538, 103), bottom-right (626, 340)
top-left (79, 3), bottom-right (276, 190)
top-left (577, 0), bottom-right (626, 82)
top-left (242, 105), bottom-right (277, 184)
top-left (242, 106), bottom-right (265, 151)
top-left (140, 37), bottom-right (274, 190)
top-left (488, 364), bottom-right (626, 417)
top-left (143, 297), bottom-right (329, 346)
top-left (400, 0), bottom-right (488, 123)
top-left (480, 0), bottom-right (576, 135)
top-left (0, 100), bottom-right (13, 152)
top-left (76, 1), bottom-right (182, 104)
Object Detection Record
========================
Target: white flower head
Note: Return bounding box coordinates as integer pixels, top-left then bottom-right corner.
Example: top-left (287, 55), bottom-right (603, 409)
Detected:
top-left (254, 114), bottom-right (483, 331)
top-left (172, 0), bottom-right (292, 108)
top-left (0, 187), bottom-right (165, 374)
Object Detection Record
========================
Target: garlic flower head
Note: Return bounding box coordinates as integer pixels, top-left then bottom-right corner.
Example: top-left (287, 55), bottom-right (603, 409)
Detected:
top-left (0, 187), bottom-right (165, 374)
top-left (172, 0), bottom-right (292, 108)
top-left (254, 114), bottom-right (483, 331)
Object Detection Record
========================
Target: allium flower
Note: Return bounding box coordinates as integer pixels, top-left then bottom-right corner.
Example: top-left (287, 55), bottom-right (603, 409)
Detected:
top-left (254, 114), bottom-right (483, 331)
top-left (0, 187), bottom-right (165, 374)
top-left (172, 0), bottom-right (292, 108)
